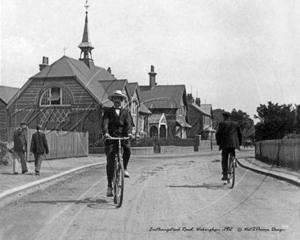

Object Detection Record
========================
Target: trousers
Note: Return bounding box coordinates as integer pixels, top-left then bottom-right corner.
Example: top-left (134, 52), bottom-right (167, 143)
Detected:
top-left (34, 153), bottom-right (44, 172)
top-left (14, 151), bottom-right (27, 172)
top-left (221, 148), bottom-right (235, 175)
top-left (105, 140), bottom-right (131, 186)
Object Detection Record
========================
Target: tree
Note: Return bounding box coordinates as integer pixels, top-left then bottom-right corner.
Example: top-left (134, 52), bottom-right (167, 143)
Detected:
top-left (212, 108), bottom-right (254, 141)
top-left (212, 109), bottom-right (225, 129)
top-left (255, 102), bottom-right (296, 141)
top-left (231, 109), bottom-right (254, 134)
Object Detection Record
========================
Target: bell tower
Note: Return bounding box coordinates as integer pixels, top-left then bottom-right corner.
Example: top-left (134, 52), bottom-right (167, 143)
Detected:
top-left (78, 0), bottom-right (94, 68)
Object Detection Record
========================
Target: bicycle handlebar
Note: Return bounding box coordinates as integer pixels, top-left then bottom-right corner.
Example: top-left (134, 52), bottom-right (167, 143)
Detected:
top-left (104, 136), bottom-right (130, 141)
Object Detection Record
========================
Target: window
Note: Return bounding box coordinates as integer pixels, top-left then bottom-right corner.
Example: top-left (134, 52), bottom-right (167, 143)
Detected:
top-left (131, 101), bottom-right (138, 133)
top-left (140, 116), bottom-right (145, 132)
top-left (40, 87), bottom-right (72, 106)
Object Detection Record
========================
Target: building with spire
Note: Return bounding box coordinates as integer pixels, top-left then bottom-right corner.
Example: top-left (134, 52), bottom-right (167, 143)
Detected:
top-left (78, 1), bottom-right (94, 68)
top-left (6, 2), bottom-right (150, 145)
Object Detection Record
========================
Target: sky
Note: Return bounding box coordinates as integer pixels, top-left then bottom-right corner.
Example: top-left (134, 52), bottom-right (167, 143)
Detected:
top-left (1, 0), bottom-right (299, 118)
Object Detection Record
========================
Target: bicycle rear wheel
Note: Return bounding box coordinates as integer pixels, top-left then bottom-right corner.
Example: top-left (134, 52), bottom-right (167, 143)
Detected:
top-left (230, 156), bottom-right (235, 189)
top-left (114, 159), bottom-right (124, 208)
top-left (227, 157), bottom-right (232, 184)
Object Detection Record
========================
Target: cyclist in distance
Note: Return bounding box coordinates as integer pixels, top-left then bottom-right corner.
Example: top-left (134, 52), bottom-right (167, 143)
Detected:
top-left (216, 111), bottom-right (242, 181)
top-left (102, 90), bottom-right (134, 197)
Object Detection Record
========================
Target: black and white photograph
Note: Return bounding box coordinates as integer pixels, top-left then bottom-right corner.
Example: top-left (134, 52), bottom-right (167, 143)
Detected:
top-left (0, 0), bottom-right (299, 239)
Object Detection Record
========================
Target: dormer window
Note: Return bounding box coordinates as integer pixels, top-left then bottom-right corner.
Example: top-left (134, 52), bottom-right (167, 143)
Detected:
top-left (40, 87), bottom-right (72, 106)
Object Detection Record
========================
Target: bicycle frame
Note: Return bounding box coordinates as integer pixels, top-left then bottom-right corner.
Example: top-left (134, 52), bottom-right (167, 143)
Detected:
top-left (105, 136), bottom-right (129, 208)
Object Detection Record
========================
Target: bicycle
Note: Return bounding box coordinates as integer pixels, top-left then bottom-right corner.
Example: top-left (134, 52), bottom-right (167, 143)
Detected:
top-left (105, 136), bottom-right (129, 208)
top-left (227, 153), bottom-right (236, 189)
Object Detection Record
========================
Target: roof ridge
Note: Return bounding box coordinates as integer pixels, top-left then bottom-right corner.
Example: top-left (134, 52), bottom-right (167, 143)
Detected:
top-left (65, 57), bottom-right (91, 79)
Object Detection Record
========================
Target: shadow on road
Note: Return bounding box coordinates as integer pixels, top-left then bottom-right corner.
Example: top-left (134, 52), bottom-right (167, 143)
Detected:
top-left (29, 197), bottom-right (118, 209)
top-left (168, 182), bottom-right (226, 190)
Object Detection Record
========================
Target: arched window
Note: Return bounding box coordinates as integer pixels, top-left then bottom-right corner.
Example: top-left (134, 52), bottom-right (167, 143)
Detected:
top-left (40, 87), bottom-right (72, 106)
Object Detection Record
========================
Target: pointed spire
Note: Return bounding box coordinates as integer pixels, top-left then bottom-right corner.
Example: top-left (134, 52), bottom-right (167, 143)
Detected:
top-left (79, 0), bottom-right (94, 67)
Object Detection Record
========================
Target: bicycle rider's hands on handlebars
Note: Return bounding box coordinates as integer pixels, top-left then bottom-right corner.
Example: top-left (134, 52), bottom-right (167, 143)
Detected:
top-left (104, 133), bottom-right (134, 140)
top-left (127, 133), bottom-right (134, 140)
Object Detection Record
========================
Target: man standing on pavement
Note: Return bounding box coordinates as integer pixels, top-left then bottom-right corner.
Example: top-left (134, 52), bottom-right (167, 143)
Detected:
top-left (13, 121), bottom-right (28, 174)
top-left (30, 124), bottom-right (49, 176)
top-left (102, 90), bottom-right (134, 197)
top-left (216, 112), bottom-right (242, 181)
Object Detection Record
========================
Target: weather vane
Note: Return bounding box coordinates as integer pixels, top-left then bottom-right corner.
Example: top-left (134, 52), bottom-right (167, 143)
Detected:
top-left (84, 0), bottom-right (89, 12)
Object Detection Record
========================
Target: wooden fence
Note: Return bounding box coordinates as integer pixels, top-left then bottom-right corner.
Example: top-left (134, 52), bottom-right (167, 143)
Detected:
top-left (255, 139), bottom-right (300, 170)
top-left (7, 128), bottom-right (89, 161)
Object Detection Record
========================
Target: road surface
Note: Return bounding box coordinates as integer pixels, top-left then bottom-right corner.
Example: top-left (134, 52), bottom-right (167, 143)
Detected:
top-left (0, 150), bottom-right (299, 240)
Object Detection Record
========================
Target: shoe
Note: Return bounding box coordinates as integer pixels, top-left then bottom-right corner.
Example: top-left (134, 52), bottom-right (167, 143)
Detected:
top-left (14, 172), bottom-right (18, 175)
top-left (124, 170), bottom-right (130, 178)
top-left (221, 175), bottom-right (228, 181)
top-left (22, 170), bottom-right (28, 174)
top-left (35, 172), bottom-right (40, 176)
top-left (107, 187), bottom-right (113, 197)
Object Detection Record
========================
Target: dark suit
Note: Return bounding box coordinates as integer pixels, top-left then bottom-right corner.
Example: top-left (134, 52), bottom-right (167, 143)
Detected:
top-left (102, 107), bottom-right (133, 185)
top-left (216, 120), bottom-right (242, 175)
top-left (13, 127), bottom-right (28, 172)
top-left (30, 131), bottom-right (49, 173)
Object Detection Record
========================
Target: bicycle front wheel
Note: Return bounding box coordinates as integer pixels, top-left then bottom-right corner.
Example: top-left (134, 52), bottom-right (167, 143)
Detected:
top-left (114, 160), bottom-right (124, 208)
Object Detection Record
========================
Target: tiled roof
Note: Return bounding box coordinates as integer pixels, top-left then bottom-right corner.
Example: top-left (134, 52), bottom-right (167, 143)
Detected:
top-left (190, 103), bottom-right (212, 117)
top-left (148, 113), bottom-right (166, 124)
top-left (128, 82), bottom-right (151, 114)
top-left (199, 104), bottom-right (212, 116)
top-left (139, 103), bottom-right (151, 114)
top-left (31, 55), bottom-right (116, 105)
top-left (177, 115), bottom-right (192, 128)
top-left (127, 82), bottom-right (138, 97)
top-left (0, 85), bottom-right (19, 104)
top-left (140, 85), bottom-right (187, 109)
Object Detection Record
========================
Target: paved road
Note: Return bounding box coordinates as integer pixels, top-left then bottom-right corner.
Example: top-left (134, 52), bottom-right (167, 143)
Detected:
top-left (0, 152), bottom-right (298, 240)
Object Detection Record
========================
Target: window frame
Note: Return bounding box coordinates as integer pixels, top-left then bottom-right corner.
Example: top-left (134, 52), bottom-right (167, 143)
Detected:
top-left (40, 87), bottom-right (72, 107)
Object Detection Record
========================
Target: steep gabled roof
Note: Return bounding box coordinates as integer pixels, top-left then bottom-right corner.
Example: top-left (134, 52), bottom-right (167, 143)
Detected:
top-left (190, 103), bottom-right (212, 117)
top-left (32, 56), bottom-right (115, 81)
top-left (140, 85), bottom-right (188, 109)
top-left (0, 86), bottom-right (19, 104)
top-left (127, 82), bottom-right (138, 97)
top-left (8, 56), bottom-right (117, 108)
top-left (127, 82), bottom-right (151, 114)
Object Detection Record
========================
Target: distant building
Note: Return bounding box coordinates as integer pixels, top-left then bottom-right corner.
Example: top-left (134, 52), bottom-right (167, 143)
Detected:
top-left (127, 82), bottom-right (151, 137)
top-left (140, 66), bottom-right (191, 139)
top-left (6, 8), bottom-right (128, 144)
top-left (6, 6), bottom-right (152, 144)
top-left (0, 86), bottom-right (19, 141)
top-left (186, 93), bottom-right (214, 139)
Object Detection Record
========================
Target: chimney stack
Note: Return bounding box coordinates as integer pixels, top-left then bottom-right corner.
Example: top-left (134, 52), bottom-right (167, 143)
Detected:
top-left (148, 65), bottom-right (157, 89)
top-left (187, 93), bottom-right (194, 104)
top-left (39, 56), bottom-right (49, 71)
top-left (195, 98), bottom-right (201, 106)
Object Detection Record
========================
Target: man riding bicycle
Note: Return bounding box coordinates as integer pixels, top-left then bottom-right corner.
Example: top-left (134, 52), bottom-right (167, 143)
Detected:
top-left (216, 111), bottom-right (242, 181)
top-left (102, 90), bottom-right (133, 197)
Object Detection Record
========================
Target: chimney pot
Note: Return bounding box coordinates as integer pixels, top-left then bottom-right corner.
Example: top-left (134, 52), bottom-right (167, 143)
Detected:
top-left (39, 56), bottom-right (49, 71)
top-left (187, 93), bottom-right (194, 104)
top-left (148, 65), bottom-right (157, 89)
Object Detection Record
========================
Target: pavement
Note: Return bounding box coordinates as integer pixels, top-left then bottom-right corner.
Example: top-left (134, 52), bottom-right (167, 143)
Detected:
top-left (0, 148), bottom-right (299, 207)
